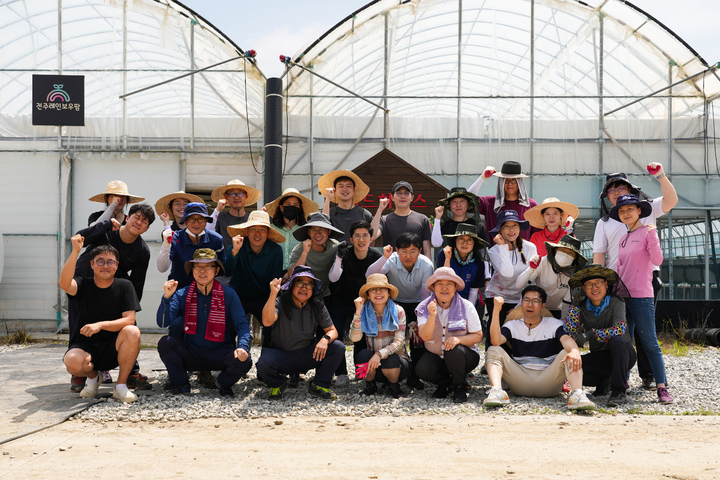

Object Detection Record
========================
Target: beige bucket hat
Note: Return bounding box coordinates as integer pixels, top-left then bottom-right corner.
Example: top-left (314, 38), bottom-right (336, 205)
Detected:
top-left (359, 273), bottom-right (399, 300)
top-left (88, 180), bottom-right (144, 204)
top-left (226, 210), bottom-right (286, 244)
top-left (211, 179), bottom-right (261, 206)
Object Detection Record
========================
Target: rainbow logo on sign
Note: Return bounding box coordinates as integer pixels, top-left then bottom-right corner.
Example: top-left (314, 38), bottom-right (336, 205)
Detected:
top-left (47, 84), bottom-right (70, 102)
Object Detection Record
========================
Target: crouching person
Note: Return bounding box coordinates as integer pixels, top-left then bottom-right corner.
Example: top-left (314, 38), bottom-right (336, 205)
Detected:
top-left (350, 274), bottom-right (411, 399)
top-left (257, 266), bottom-right (344, 401)
top-left (415, 267), bottom-right (483, 404)
top-left (157, 249), bottom-right (252, 397)
top-left (60, 234), bottom-right (142, 403)
top-left (484, 286), bottom-right (594, 410)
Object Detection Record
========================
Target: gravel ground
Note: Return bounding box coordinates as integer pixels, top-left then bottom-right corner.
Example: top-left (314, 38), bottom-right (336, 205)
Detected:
top-left (0, 344), bottom-right (29, 354)
top-left (72, 345), bottom-right (720, 423)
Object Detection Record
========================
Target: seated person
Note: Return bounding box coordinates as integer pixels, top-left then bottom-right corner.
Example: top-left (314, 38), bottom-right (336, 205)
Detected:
top-left (257, 266), bottom-right (345, 401)
top-left (350, 274), bottom-right (410, 399)
top-left (157, 249), bottom-right (252, 397)
top-left (566, 265), bottom-right (637, 407)
top-left (59, 235), bottom-right (142, 403)
top-left (484, 286), bottom-right (594, 411)
top-left (415, 268), bottom-right (483, 404)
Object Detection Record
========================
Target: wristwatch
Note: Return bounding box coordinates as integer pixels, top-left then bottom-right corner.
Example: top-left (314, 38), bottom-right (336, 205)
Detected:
top-left (322, 334), bottom-right (331, 342)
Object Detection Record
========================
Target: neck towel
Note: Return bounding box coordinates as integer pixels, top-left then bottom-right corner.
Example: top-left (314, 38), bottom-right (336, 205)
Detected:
top-left (184, 281), bottom-right (226, 342)
top-left (360, 298), bottom-right (399, 337)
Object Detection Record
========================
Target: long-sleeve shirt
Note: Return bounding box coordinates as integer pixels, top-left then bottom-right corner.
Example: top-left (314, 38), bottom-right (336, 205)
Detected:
top-left (350, 305), bottom-right (408, 360)
top-left (365, 253), bottom-right (433, 303)
top-left (156, 283), bottom-right (251, 351)
top-left (475, 196), bottom-right (539, 246)
top-left (158, 229), bottom-right (226, 289)
top-left (616, 226), bottom-right (663, 298)
top-left (224, 240), bottom-right (283, 305)
top-left (564, 296), bottom-right (631, 353)
top-left (485, 241), bottom-right (538, 303)
top-left (435, 249), bottom-right (484, 304)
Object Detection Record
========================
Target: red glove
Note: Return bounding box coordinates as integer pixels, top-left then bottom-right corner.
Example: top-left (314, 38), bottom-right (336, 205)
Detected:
top-left (647, 162), bottom-right (664, 177)
top-left (529, 255), bottom-right (541, 270)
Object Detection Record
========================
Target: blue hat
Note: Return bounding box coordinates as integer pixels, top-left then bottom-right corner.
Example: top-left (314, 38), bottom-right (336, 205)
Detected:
top-left (180, 202), bottom-right (213, 224)
top-left (609, 194), bottom-right (652, 222)
top-left (489, 209), bottom-right (529, 235)
top-left (281, 265), bottom-right (322, 296)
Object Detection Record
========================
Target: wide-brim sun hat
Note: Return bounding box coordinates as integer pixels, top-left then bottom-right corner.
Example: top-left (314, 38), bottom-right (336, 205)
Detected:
top-left (568, 264), bottom-right (619, 289)
top-left (489, 209), bottom-right (530, 235)
top-left (506, 305), bottom-right (554, 321)
top-left (154, 191), bottom-right (204, 218)
top-left (211, 179), bottom-right (261, 205)
top-left (425, 267), bottom-right (465, 291)
top-left (184, 248), bottom-right (225, 275)
top-left (600, 172), bottom-right (642, 198)
top-left (524, 197), bottom-right (580, 230)
top-left (179, 202), bottom-right (213, 225)
top-left (492, 161), bottom-right (529, 179)
top-left (318, 170), bottom-right (370, 205)
top-left (227, 210), bottom-right (286, 243)
top-left (545, 235), bottom-right (588, 271)
top-left (442, 223), bottom-right (489, 248)
top-left (608, 194), bottom-right (653, 222)
top-left (281, 265), bottom-right (322, 296)
top-left (359, 273), bottom-right (399, 300)
top-left (88, 180), bottom-right (144, 204)
top-left (292, 212), bottom-right (345, 241)
top-left (264, 188), bottom-right (319, 220)
top-left (438, 187), bottom-right (476, 212)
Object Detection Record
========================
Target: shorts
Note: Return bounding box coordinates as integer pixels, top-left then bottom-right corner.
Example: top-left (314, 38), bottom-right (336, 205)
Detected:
top-left (66, 333), bottom-right (120, 372)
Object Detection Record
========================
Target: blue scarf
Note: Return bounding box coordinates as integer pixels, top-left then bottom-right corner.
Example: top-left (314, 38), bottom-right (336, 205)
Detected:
top-left (360, 298), bottom-right (399, 337)
top-left (586, 296), bottom-right (610, 317)
top-left (453, 249), bottom-right (475, 266)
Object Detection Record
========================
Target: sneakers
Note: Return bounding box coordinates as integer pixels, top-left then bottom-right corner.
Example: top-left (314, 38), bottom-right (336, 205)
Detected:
top-left (386, 382), bottom-right (404, 399)
top-left (71, 375), bottom-right (86, 393)
top-left (657, 386), bottom-right (674, 404)
top-left (112, 387), bottom-right (138, 403)
top-left (127, 373), bottom-right (152, 390)
top-left (452, 385), bottom-right (468, 404)
top-left (642, 377), bottom-right (657, 391)
top-left (268, 381), bottom-right (289, 401)
top-left (360, 379), bottom-right (378, 396)
top-left (197, 370), bottom-right (216, 389)
top-left (101, 371), bottom-right (113, 384)
top-left (335, 374), bottom-right (350, 387)
top-left (607, 390), bottom-right (627, 407)
top-left (168, 383), bottom-right (191, 395)
top-left (288, 372), bottom-right (300, 388)
top-left (308, 382), bottom-right (337, 400)
top-left (431, 383), bottom-right (450, 399)
top-left (79, 374), bottom-right (100, 398)
top-left (215, 379), bottom-right (234, 398)
top-left (406, 376), bottom-right (425, 391)
top-left (568, 390), bottom-right (595, 411)
top-left (483, 386), bottom-right (510, 407)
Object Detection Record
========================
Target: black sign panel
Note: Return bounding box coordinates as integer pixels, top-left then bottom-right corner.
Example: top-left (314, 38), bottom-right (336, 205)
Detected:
top-left (32, 74), bottom-right (85, 126)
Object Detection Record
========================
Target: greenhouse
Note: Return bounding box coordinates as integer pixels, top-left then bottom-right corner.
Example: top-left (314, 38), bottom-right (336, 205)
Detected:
top-left (0, 0), bottom-right (718, 331)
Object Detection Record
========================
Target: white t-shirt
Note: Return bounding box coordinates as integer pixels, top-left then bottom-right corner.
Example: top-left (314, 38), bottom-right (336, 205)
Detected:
top-left (592, 197), bottom-right (664, 271)
top-left (417, 297), bottom-right (482, 354)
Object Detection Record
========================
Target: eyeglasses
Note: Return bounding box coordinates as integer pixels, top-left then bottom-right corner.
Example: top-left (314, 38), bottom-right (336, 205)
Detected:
top-left (352, 233), bottom-right (371, 239)
top-left (397, 249), bottom-right (419, 256)
top-left (248, 227), bottom-right (268, 234)
top-left (93, 259), bottom-right (117, 267)
top-left (456, 237), bottom-right (474, 245)
top-left (368, 288), bottom-right (388, 295)
top-left (294, 280), bottom-right (315, 290)
top-left (583, 280), bottom-right (606, 290)
top-left (308, 227), bottom-right (328, 235)
top-left (607, 186), bottom-right (628, 195)
top-left (505, 179), bottom-right (518, 184)
top-left (394, 190), bottom-right (412, 197)
top-left (521, 298), bottom-right (543, 306)
top-left (193, 264), bottom-right (216, 271)
top-left (186, 217), bottom-right (207, 224)
top-left (226, 191), bottom-right (246, 198)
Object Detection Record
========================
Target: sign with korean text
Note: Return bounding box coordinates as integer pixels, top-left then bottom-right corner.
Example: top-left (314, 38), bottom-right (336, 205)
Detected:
top-left (32, 74), bottom-right (84, 126)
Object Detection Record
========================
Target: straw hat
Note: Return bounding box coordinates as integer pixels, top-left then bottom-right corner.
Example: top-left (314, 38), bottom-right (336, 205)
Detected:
top-left (154, 191), bottom-right (204, 218)
top-left (226, 210), bottom-right (286, 244)
top-left (505, 304), bottom-right (554, 321)
top-left (425, 267), bottom-right (465, 291)
top-left (264, 188), bottom-right (319, 220)
top-left (88, 180), bottom-right (144, 203)
top-left (359, 273), bottom-right (399, 300)
top-left (211, 179), bottom-right (261, 205)
top-left (318, 170), bottom-right (370, 205)
top-left (524, 197), bottom-right (580, 230)
top-left (492, 161), bottom-right (529, 179)
top-left (568, 264), bottom-right (619, 289)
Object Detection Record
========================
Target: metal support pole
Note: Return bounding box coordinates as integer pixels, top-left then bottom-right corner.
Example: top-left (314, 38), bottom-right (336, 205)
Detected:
top-left (56, 0), bottom-right (63, 328)
top-left (263, 78), bottom-right (284, 203)
top-left (529, 0), bottom-right (535, 196)
top-left (309, 76), bottom-right (314, 201)
top-left (456, 0), bottom-right (462, 185)
top-left (190, 20), bottom-right (196, 149)
top-left (706, 211), bottom-right (711, 300)
top-left (122, 0), bottom-right (127, 150)
top-left (598, 15), bottom-right (604, 173)
top-left (383, 13), bottom-right (390, 149)
top-left (710, 213), bottom-right (720, 299)
top-left (668, 64), bottom-right (674, 299)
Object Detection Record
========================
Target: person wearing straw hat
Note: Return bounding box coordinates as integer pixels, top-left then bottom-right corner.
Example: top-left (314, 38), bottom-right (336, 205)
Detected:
top-left (566, 265), bottom-right (636, 407)
top-left (483, 285), bottom-right (594, 410)
top-left (524, 198), bottom-right (579, 256)
top-left (155, 191), bottom-right (204, 234)
top-left (350, 274), bottom-right (410, 399)
top-left (87, 180), bottom-right (145, 226)
top-left (467, 161), bottom-right (539, 247)
top-left (431, 187), bottom-right (490, 249)
top-left (157, 249), bottom-right (252, 397)
top-left (514, 235), bottom-right (587, 319)
top-left (257, 266), bottom-right (345, 401)
top-left (319, 170), bottom-right (374, 243)
top-left (415, 267), bottom-right (483, 403)
top-left (224, 210), bottom-right (285, 324)
top-left (371, 181), bottom-right (433, 258)
top-left (288, 212), bottom-right (344, 300)
top-left (60, 235), bottom-right (143, 403)
top-left (265, 188), bottom-right (319, 274)
top-left (609, 194), bottom-right (673, 405)
top-left (210, 179), bottom-right (262, 251)
top-left (436, 223), bottom-right (489, 312)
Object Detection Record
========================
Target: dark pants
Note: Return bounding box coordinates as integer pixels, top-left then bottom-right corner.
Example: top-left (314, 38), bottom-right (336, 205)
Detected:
top-left (581, 336), bottom-right (637, 392)
top-left (157, 335), bottom-right (253, 388)
top-left (396, 301), bottom-right (424, 382)
top-left (256, 339), bottom-right (345, 388)
top-left (484, 299), bottom-right (516, 352)
top-left (329, 301), bottom-right (357, 376)
top-left (415, 344), bottom-right (480, 386)
top-left (355, 349), bottom-right (411, 383)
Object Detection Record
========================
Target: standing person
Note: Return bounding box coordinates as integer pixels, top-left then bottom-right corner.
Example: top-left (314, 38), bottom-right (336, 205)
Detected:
top-left (371, 181), bottom-right (432, 258)
top-left (524, 198), bottom-right (579, 256)
top-left (366, 233), bottom-right (434, 390)
top-left (265, 188), bottom-right (319, 275)
top-left (610, 194), bottom-right (673, 404)
top-left (327, 221), bottom-right (382, 386)
top-left (210, 179), bottom-right (262, 251)
top-left (415, 268), bottom-right (483, 403)
top-left (60, 235), bottom-right (143, 403)
top-left (431, 187), bottom-right (489, 249)
top-left (467, 161), bottom-right (539, 246)
top-left (157, 249), bottom-right (252, 397)
top-left (155, 191), bottom-right (204, 234)
top-left (319, 170), bottom-right (375, 243)
top-left (592, 164), bottom-right (678, 391)
top-left (87, 180), bottom-right (145, 226)
top-left (350, 274), bottom-right (410, 399)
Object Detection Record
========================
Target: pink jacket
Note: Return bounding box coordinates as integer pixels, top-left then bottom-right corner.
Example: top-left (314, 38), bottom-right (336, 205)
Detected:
top-left (616, 226), bottom-right (663, 298)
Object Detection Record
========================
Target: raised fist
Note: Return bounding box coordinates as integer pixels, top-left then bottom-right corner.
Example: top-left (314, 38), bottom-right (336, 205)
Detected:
top-left (269, 278), bottom-right (282, 295)
top-left (302, 238), bottom-right (312, 253)
top-left (163, 279), bottom-right (178, 299)
top-left (161, 228), bottom-right (173, 245)
top-left (325, 187), bottom-right (335, 200)
top-left (232, 235), bottom-right (244, 255)
top-left (493, 234), bottom-right (505, 246)
top-left (443, 245), bottom-right (453, 258)
top-left (435, 206), bottom-right (444, 218)
top-left (494, 296), bottom-right (505, 307)
top-left (647, 162), bottom-right (664, 177)
top-left (563, 215), bottom-right (575, 233)
top-left (483, 166), bottom-right (496, 179)
top-left (71, 234), bottom-right (84, 253)
top-left (110, 218), bottom-right (121, 231)
top-left (336, 240), bottom-right (350, 259)
top-left (160, 213), bottom-right (171, 226)
top-left (427, 300), bottom-right (437, 317)
top-left (382, 244), bottom-right (393, 259)
top-left (378, 197), bottom-right (390, 211)
top-left (529, 255), bottom-right (541, 270)
top-left (215, 199), bottom-right (227, 211)
top-left (354, 296), bottom-right (365, 312)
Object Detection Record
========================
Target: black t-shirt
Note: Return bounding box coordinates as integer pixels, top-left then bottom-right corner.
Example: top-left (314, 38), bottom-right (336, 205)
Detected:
top-left (69, 277), bottom-right (141, 345)
top-left (331, 247), bottom-right (383, 304)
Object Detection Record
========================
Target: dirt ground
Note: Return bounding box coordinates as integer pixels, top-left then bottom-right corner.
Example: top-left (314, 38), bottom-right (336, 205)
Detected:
top-left (1, 415), bottom-right (718, 479)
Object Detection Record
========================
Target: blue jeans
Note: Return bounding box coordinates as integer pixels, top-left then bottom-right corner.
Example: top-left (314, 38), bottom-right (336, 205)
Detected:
top-left (625, 297), bottom-right (667, 385)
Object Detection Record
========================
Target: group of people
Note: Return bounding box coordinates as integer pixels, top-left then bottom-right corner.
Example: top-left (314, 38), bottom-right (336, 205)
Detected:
top-left (60, 160), bottom-right (678, 409)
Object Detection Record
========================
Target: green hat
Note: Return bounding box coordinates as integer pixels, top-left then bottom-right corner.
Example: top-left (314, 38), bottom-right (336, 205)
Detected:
top-left (442, 223), bottom-right (488, 248)
top-left (569, 264), bottom-right (619, 289)
top-left (184, 248), bottom-right (225, 275)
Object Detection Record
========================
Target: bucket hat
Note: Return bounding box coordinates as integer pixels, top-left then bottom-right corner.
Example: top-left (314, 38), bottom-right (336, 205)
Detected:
top-left (489, 209), bottom-right (529, 235)
top-left (359, 274), bottom-right (399, 300)
top-left (184, 248), bottom-right (225, 275)
top-left (292, 212), bottom-right (345, 241)
top-left (180, 202), bottom-right (213, 225)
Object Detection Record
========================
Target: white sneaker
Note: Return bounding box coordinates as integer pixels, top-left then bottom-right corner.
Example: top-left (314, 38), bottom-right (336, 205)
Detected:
top-left (79, 374), bottom-right (100, 398)
top-left (483, 386), bottom-right (510, 407)
top-left (334, 374), bottom-right (350, 387)
top-left (568, 390), bottom-right (595, 410)
top-left (113, 387), bottom-right (138, 403)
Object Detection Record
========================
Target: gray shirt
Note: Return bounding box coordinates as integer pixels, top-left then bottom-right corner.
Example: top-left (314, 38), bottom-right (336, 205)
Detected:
top-left (270, 296), bottom-right (333, 351)
top-left (378, 211), bottom-right (431, 249)
top-left (215, 211), bottom-right (249, 251)
top-left (329, 205), bottom-right (373, 243)
top-left (289, 238), bottom-right (339, 297)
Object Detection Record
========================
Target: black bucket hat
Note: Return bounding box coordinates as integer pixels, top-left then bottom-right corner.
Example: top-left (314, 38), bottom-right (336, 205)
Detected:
top-left (438, 187), bottom-right (476, 212)
top-left (442, 222), bottom-right (489, 248)
top-left (489, 210), bottom-right (529, 235)
top-left (609, 194), bottom-right (652, 222)
top-left (545, 235), bottom-right (587, 272)
top-left (600, 172), bottom-right (641, 199)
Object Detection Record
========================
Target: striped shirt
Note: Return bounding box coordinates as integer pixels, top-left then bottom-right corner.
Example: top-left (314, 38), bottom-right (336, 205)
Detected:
top-left (350, 305), bottom-right (408, 360)
top-left (501, 317), bottom-right (565, 370)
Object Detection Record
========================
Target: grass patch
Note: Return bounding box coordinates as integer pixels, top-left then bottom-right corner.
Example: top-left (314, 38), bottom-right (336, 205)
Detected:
top-left (0, 327), bottom-right (39, 346)
top-left (681, 408), bottom-right (720, 416)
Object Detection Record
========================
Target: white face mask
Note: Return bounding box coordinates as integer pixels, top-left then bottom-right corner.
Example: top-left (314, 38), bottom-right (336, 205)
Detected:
top-left (554, 251), bottom-right (575, 267)
top-left (186, 230), bottom-right (206, 240)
